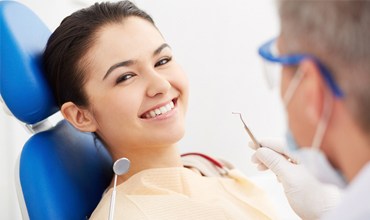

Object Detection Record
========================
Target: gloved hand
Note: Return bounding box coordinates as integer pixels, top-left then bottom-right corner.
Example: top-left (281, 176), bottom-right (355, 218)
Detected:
top-left (249, 139), bottom-right (342, 220)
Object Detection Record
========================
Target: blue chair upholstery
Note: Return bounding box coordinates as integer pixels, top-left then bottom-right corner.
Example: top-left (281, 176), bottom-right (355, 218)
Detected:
top-left (0, 0), bottom-right (57, 124)
top-left (0, 1), bottom-right (113, 219)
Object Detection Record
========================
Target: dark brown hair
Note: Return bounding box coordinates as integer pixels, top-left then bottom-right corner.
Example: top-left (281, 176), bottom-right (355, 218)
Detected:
top-left (43, 1), bottom-right (154, 107)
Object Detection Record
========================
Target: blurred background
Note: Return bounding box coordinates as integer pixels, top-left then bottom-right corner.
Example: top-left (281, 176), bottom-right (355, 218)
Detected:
top-left (0, 0), bottom-right (298, 219)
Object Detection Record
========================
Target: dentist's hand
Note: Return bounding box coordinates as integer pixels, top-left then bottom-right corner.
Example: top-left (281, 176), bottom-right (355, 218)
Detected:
top-left (249, 139), bottom-right (341, 220)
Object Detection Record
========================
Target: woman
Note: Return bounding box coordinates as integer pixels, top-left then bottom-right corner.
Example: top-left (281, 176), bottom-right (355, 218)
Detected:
top-left (43, 1), bottom-right (277, 219)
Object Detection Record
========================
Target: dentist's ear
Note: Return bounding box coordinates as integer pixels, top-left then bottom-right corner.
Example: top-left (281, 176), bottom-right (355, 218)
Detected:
top-left (300, 60), bottom-right (328, 124)
top-left (61, 102), bottom-right (98, 132)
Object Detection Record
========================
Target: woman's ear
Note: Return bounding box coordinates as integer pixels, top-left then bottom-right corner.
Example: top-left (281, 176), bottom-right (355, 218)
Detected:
top-left (61, 102), bottom-right (97, 132)
top-left (300, 60), bottom-right (326, 124)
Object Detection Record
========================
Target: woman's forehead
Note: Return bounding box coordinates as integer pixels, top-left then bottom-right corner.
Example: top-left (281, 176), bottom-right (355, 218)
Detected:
top-left (82, 17), bottom-right (166, 78)
top-left (95, 17), bottom-right (163, 51)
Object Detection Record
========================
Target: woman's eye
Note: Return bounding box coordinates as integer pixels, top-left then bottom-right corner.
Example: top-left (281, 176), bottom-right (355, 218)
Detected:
top-left (116, 73), bottom-right (136, 84)
top-left (154, 57), bottom-right (172, 67)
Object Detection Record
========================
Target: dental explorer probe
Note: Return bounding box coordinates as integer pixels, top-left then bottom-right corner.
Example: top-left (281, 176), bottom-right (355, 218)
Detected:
top-left (108, 157), bottom-right (131, 220)
top-left (232, 112), bottom-right (297, 164)
top-left (232, 112), bottom-right (262, 148)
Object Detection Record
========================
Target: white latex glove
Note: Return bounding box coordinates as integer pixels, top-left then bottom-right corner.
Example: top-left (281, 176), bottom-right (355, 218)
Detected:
top-left (249, 139), bottom-right (341, 220)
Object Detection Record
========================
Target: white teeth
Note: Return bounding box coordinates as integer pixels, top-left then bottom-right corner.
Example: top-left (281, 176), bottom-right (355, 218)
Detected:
top-left (159, 106), bottom-right (167, 113)
top-left (165, 104), bottom-right (171, 111)
top-left (149, 111), bottom-right (156, 118)
top-left (144, 101), bottom-right (175, 119)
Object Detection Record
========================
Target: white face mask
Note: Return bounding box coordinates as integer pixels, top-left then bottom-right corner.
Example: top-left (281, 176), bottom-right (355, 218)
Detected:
top-left (283, 68), bottom-right (347, 188)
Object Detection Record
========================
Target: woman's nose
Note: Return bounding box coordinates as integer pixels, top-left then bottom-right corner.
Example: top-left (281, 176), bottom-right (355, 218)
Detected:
top-left (146, 71), bottom-right (171, 97)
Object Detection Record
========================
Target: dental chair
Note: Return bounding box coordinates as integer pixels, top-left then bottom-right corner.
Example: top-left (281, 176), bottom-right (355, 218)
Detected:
top-left (0, 1), bottom-right (113, 219)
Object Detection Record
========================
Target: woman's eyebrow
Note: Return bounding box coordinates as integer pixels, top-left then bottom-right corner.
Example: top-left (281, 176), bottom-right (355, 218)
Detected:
top-left (153, 43), bottom-right (171, 56)
top-left (103, 60), bottom-right (134, 80)
top-left (103, 43), bottom-right (171, 80)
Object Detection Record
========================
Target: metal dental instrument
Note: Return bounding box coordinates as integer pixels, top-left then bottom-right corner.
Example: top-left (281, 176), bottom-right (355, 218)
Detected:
top-left (108, 157), bottom-right (131, 220)
top-left (232, 112), bottom-right (298, 164)
top-left (232, 112), bottom-right (262, 148)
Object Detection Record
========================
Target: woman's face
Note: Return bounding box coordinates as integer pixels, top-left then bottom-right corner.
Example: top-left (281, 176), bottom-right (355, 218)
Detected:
top-left (82, 17), bottom-right (189, 153)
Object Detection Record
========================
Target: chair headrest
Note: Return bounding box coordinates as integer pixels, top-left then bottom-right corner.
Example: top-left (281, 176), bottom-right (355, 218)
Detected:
top-left (0, 1), bottom-right (58, 125)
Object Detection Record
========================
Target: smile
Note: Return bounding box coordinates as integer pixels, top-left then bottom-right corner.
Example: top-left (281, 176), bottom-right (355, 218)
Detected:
top-left (141, 99), bottom-right (177, 119)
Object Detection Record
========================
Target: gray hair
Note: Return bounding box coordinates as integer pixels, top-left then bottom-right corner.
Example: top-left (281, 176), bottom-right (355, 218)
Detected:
top-left (278, 0), bottom-right (370, 132)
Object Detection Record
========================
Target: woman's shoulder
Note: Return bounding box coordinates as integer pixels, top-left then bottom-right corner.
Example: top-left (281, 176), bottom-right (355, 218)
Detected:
top-left (89, 191), bottom-right (147, 220)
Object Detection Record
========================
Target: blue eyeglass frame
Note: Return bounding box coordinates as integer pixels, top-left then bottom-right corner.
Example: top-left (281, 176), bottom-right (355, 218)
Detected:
top-left (258, 38), bottom-right (344, 98)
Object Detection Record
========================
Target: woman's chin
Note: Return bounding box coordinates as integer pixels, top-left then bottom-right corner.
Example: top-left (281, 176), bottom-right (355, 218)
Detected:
top-left (150, 128), bottom-right (185, 146)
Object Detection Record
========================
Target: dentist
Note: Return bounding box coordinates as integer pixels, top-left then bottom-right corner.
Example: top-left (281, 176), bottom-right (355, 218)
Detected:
top-left (253, 0), bottom-right (370, 219)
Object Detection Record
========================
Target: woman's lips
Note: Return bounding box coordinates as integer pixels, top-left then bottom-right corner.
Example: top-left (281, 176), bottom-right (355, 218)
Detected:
top-left (140, 98), bottom-right (177, 119)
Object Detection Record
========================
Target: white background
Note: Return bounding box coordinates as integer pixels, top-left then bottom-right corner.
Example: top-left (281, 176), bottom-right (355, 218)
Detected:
top-left (0, 0), bottom-right (298, 219)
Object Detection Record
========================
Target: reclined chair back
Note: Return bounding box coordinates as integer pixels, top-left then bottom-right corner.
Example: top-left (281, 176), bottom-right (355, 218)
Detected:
top-left (0, 1), bottom-right (112, 219)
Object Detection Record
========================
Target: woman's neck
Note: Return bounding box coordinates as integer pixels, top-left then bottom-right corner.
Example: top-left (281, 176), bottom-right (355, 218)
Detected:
top-left (112, 145), bottom-right (183, 185)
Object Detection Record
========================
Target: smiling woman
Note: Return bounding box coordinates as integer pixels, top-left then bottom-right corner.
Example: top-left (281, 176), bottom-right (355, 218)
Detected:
top-left (42, 1), bottom-right (277, 219)
top-left (59, 17), bottom-right (189, 164)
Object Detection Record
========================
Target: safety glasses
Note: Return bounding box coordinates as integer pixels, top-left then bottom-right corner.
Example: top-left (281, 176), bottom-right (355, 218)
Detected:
top-left (258, 38), bottom-right (344, 98)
